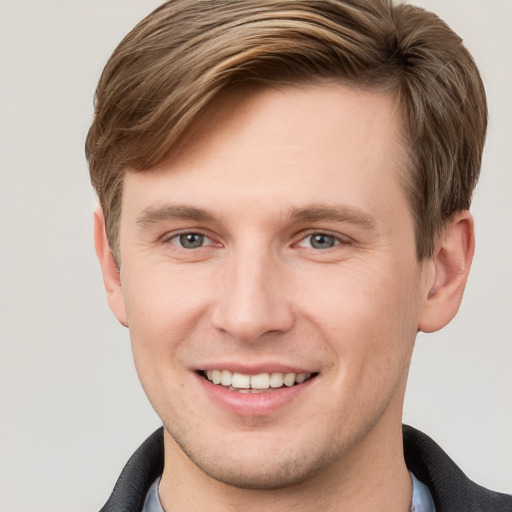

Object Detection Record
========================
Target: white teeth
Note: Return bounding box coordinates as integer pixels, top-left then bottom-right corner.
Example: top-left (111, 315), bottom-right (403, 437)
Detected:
top-left (221, 370), bottom-right (232, 386)
top-left (283, 373), bottom-right (296, 387)
top-left (231, 372), bottom-right (250, 388)
top-left (204, 370), bottom-right (312, 389)
top-left (269, 372), bottom-right (284, 388)
top-left (212, 369), bottom-right (222, 384)
top-left (295, 373), bottom-right (307, 384)
top-left (250, 373), bottom-right (270, 389)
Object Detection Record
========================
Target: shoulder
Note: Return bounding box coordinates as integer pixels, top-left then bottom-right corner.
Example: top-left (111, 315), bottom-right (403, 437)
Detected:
top-left (99, 428), bottom-right (164, 512)
top-left (403, 425), bottom-right (512, 512)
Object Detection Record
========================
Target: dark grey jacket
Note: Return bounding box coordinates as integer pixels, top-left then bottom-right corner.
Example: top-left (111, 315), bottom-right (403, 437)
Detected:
top-left (99, 425), bottom-right (512, 511)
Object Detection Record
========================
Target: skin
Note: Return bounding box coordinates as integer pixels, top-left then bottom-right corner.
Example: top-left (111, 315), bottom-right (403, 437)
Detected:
top-left (95, 83), bottom-right (474, 511)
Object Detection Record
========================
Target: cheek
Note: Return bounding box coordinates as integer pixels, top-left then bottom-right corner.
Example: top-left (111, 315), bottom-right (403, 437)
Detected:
top-left (123, 262), bottom-right (211, 329)
top-left (299, 260), bottom-right (422, 371)
top-left (122, 266), bottom-right (212, 417)
top-left (121, 263), bottom-right (215, 383)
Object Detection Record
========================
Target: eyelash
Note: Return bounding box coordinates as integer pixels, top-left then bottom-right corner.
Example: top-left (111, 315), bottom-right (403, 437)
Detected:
top-left (163, 230), bottom-right (350, 251)
top-left (295, 230), bottom-right (353, 251)
top-left (296, 233), bottom-right (342, 249)
top-left (165, 231), bottom-right (216, 250)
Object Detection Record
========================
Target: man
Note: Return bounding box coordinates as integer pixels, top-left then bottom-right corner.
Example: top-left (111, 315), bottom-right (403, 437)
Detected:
top-left (86, 1), bottom-right (512, 511)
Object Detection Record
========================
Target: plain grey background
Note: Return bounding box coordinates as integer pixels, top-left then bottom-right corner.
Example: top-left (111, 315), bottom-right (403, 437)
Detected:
top-left (1, 1), bottom-right (511, 511)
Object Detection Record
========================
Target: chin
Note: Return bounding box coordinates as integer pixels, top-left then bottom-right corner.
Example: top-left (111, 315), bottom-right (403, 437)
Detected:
top-left (169, 425), bottom-right (335, 490)
top-left (192, 451), bottom-right (327, 490)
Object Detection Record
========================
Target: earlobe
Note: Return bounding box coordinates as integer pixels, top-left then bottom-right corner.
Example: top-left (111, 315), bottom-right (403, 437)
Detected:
top-left (418, 211), bottom-right (475, 333)
top-left (93, 205), bottom-right (128, 327)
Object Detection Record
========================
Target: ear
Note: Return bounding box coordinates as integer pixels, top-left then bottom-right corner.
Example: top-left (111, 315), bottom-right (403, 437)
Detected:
top-left (93, 205), bottom-right (128, 327)
top-left (418, 211), bottom-right (475, 333)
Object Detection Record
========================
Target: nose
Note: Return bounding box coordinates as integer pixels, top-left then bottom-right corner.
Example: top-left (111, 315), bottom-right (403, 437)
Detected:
top-left (212, 247), bottom-right (294, 342)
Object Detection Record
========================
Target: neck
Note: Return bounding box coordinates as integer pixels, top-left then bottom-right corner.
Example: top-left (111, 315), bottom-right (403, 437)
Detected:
top-left (159, 420), bottom-right (412, 512)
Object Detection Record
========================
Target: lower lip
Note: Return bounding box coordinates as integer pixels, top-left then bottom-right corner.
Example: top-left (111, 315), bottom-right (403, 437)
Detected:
top-left (195, 373), bottom-right (317, 416)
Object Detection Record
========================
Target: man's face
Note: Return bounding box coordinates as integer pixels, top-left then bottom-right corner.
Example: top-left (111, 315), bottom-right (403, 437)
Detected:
top-left (115, 83), bottom-right (433, 488)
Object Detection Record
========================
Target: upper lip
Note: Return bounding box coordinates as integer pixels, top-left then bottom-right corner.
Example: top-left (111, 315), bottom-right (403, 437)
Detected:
top-left (195, 362), bottom-right (317, 375)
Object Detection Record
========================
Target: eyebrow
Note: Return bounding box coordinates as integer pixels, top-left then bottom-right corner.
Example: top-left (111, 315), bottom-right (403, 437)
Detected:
top-left (289, 205), bottom-right (378, 230)
top-left (135, 203), bottom-right (378, 230)
top-left (136, 205), bottom-right (218, 227)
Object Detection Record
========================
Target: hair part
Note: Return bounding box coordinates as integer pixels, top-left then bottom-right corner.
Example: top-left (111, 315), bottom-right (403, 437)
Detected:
top-left (86, 0), bottom-right (487, 264)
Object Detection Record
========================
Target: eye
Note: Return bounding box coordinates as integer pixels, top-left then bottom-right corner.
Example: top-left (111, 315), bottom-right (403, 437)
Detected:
top-left (298, 233), bottom-right (341, 250)
top-left (169, 232), bottom-right (212, 249)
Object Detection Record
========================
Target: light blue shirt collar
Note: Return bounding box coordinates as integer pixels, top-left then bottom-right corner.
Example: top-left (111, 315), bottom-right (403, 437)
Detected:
top-left (411, 471), bottom-right (437, 511)
top-left (142, 476), bottom-right (164, 512)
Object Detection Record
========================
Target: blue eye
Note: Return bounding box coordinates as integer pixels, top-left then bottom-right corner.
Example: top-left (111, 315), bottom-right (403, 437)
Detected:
top-left (170, 232), bottom-right (207, 249)
top-left (299, 233), bottom-right (340, 249)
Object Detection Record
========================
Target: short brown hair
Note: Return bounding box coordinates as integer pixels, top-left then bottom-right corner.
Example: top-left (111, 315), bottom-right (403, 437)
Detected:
top-left (86, 0), bottom-right (487, 263)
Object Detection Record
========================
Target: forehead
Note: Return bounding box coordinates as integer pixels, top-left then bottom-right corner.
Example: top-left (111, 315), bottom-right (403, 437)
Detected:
top-left (172, 82), bottom-right (402, 170)
top-left (121, 83), bottom-right (408, 226)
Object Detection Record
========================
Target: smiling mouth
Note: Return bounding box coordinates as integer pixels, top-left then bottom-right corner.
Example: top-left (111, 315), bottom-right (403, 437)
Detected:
top-left (200, 370), bottom-right (317, 393)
